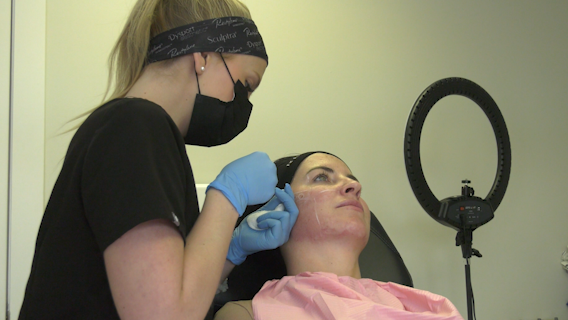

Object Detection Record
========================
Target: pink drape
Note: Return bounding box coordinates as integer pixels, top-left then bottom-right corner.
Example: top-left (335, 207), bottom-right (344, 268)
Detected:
top-left (252, 272), bottom-right (464, 320)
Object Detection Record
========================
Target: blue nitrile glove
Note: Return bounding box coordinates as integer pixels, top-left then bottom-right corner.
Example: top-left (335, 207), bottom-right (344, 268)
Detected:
top-left (208, 152), bottom-right (277, 216)
top-left (227, 184), bottom-right (299, 265)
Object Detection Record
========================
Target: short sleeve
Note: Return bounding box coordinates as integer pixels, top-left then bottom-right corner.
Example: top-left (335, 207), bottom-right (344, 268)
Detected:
top-left (81, 101), bottom-right (188, 251)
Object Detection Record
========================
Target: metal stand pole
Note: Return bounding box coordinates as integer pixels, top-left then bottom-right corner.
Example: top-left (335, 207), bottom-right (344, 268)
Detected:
top-left (456, 228), bottom-right (476, 320)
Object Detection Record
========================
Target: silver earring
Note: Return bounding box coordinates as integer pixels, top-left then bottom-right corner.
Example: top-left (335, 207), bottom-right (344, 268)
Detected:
top-left (201, 66), bottom-right (205, 71)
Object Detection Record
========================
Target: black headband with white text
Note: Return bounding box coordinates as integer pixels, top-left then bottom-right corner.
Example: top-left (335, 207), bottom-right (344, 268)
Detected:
top-left (275, 151), bottom-right (339, 189)
top-left (147, 16), bottom-right (268, 64)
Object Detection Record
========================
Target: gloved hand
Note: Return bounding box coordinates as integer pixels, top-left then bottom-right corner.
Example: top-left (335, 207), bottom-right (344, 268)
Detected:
top-left (227, 184), bottom-right (299, 265)
top-left (208, 152), bottom-right (277, 216)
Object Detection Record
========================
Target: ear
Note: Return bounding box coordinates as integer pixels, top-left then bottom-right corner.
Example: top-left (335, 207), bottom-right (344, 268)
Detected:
top-left (193, 52), bottom-right (211, 75)
top-left (192, 52), bottom-right (207, 75)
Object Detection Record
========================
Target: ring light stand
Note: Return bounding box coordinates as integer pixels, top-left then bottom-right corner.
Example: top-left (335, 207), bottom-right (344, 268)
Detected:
top-left (404, 77), bottom-right (511, 320)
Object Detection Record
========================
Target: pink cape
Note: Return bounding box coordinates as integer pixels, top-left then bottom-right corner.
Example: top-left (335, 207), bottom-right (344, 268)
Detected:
top-left (252, 272), bottom-right (464, 320)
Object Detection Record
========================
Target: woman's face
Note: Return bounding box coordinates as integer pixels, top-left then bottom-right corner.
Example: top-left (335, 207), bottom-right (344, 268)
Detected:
top-left (199, 53), bottom-right (267, 101)
top-left (288, 153), bottom-right (371, 243)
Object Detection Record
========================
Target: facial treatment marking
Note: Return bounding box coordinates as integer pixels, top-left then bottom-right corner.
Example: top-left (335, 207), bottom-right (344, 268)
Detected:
top-left (315, 189), bottom-right (335, 228)
top-left (315, 208), bottom-right (321, 227)
top-left (295, 191), bottom-right (321, 228)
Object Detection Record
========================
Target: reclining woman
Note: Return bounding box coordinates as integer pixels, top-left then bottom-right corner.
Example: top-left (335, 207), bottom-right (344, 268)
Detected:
top-left (215, 151), bottom-right (464, 320)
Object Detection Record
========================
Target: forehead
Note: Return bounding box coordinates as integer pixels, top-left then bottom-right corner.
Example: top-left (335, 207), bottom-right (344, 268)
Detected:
top-left (293, 153), bottom-right (351, 180)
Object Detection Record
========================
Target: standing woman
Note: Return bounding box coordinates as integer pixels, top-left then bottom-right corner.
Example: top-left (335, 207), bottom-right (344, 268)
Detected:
top-left (19, 1), bottom-right (296, 319)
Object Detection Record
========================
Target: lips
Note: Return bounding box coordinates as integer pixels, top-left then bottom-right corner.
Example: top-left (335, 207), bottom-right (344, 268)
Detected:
top-left (337, 200), bottom-right (364, 212)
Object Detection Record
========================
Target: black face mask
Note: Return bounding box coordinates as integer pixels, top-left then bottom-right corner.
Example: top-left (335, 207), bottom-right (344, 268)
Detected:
top-left (184, 55), bottom-right (253, 147)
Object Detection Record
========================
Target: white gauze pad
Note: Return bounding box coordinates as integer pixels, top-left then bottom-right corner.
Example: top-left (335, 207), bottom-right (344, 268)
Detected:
top-left (247, 204), bottom-right (285, 230)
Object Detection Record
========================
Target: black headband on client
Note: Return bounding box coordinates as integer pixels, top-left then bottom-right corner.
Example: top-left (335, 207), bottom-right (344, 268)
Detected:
top-left (147, 16), bottom-right (268, 64)
top-left (274, 151), bottom-right (335, 189)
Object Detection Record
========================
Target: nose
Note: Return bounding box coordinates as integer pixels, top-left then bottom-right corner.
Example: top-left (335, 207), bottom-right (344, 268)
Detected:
top-left (341, 179), bottom-right (362, 198)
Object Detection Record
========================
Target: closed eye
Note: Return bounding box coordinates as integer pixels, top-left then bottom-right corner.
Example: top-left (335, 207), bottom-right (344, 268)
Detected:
top-left (245, 80), bottom-right (254, 93)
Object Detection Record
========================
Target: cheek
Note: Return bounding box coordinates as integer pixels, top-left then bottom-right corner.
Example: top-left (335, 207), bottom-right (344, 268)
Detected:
top-left (290, 189), bottom-right (332, 241)
top-left (290, 189), bottom-right (367, 242)
top-left (219, 84), bottom-right (235, 102)
top-left (361, 199), bottom-right (371, 229)
top-left (210, 74), bottom-right (235, 102)
top-left (361, 199), bottom-right (372, 242)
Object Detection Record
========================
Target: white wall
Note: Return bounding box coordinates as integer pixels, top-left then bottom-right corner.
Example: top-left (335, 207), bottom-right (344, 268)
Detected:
top-left (3, 0), bottom-right (563, 319)
top-left (0, 1), bottom-right (12, 317)
top-left (6, 0), bottom-right (46, 317)
top-left (44, 0), bottom-right (135, 190)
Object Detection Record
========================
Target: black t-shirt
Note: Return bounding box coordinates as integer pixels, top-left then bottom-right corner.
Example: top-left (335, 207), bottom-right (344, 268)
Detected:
top-left (19, 98), bottom-right (199, 319)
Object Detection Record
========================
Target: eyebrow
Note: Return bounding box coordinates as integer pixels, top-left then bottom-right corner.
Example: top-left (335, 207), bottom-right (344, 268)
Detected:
top-left (306, 166), bottom-right (359, 182)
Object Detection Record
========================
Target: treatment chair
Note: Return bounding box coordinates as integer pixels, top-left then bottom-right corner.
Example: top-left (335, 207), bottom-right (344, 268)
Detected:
top-left (206, 211), bottom-right (413, 318)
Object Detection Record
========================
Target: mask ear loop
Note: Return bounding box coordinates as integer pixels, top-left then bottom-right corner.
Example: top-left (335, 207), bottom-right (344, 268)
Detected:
top-left (219, 53), bottom-right (236, 84)
top-left (219, 53), bottom-right (237, 100)
top-left (194, 70), bottom-right (201, 94)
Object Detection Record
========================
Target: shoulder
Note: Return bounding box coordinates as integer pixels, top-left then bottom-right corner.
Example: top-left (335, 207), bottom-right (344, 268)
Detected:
top-left (88, 98), bottom-right (175, 130)
top-left (214, 300), bottom-right (253, 320)
top-left (79, 98), bottom-right (183, 152)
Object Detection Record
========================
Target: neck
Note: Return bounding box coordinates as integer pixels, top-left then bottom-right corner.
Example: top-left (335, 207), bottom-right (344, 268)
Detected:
top-left (125, 56), bottom-right (197, 135)
top-left (283, 239), bottom-right (363, 279)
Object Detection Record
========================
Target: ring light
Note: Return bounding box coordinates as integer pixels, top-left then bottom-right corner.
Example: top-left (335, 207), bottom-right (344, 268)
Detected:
top-left (404, 77), bottom-right (511, 231)
top-left (404, 77), bottom-right (512, 320)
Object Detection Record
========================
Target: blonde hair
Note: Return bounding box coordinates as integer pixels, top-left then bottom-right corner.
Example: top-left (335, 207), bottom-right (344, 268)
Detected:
top-left (72, 0), bottom-right (251, 123)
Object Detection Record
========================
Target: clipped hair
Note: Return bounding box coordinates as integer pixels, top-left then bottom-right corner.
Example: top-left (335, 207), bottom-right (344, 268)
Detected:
top-left (105, 0), bottom-right (251, 103)
top-left (69, 0), bottom-right (251, 125)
